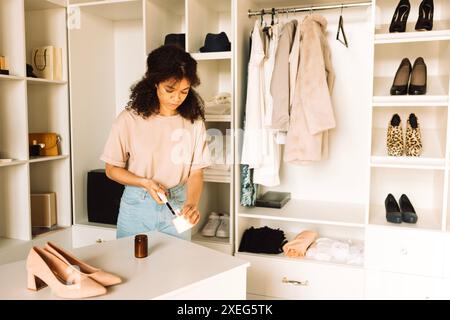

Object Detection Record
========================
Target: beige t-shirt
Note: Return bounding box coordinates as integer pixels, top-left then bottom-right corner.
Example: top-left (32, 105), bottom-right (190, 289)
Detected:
top-left (100, 109), bottom-right (211, 188)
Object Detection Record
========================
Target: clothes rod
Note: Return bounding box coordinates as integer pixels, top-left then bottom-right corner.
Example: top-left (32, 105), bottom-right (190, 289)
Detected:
top-left (248, 1), bottom-right (372, 17)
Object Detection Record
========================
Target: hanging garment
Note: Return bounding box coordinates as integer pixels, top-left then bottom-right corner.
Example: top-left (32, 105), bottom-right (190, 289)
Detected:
top-left (289, 19), bottom-right (301, 111)
top-left (240, 164), bottom-right (258, 207)
top-left (270, 20), bottom-right (297, 132)
top-left (253, 23), bottom-right (282, 186)
top-left (241, 20), bottom-right (265, 169)
top-left (285, 14), bottom-right (336, 164)
top-left (241, 21), bottom-right (282, 186)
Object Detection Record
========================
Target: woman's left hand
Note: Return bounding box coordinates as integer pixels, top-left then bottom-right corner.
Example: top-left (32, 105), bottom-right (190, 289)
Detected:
top-left (180, 204), bottom-right (200, 225)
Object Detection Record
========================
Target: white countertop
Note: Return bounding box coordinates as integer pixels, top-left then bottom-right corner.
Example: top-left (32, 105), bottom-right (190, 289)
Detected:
top-left (0, 231), bottom-right (249, 300)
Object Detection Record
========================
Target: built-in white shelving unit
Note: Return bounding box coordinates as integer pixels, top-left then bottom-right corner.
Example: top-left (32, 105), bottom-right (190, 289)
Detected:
top-left (0, 0), bottom-right (71, 242)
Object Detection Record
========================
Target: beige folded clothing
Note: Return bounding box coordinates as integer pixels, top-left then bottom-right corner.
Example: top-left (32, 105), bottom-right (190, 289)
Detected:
top-left (283, 230), bottom-right (318, 258)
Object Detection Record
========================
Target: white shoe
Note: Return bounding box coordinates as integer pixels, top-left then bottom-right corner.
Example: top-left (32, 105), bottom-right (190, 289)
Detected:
top-left (215, 214), bottom-right (230, 238)
top-left (201, 212), bottom-right (221, 237)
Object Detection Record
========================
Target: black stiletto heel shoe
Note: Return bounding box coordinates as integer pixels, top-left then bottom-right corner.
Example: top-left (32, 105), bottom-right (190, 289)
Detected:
top-left (399, 194), bottom-right (418, 223)
top-left (409, 57), bottom-right (427, 95)
top-left (389, 0), bottom-right (411, 33)
top-left (415, 0), bottom-right (434, 31)
top-left (385, 194), bottom-right (402, 224)
top-left (391, 58), bottom-right (412, 95)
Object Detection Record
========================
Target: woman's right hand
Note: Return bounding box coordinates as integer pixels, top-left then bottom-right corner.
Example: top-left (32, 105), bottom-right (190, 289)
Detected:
top-left (141, 178), bottom-right (168, 205)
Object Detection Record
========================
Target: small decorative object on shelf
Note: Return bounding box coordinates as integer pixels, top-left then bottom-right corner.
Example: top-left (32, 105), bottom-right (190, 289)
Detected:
top-left (28, 133), bottom-right (61, 156)
top-left (0, 55), bottom-right (9, 75)
top-left (31, 46), bottom-right (62, 80)
top-left (255, 191), bottom-right (291, 209)
top-left (26, 63), bottom-right (38, 78)
top-left (29, 140), bottom-right (44, 157)
top-left (31, 192), bottom-right (57, 229)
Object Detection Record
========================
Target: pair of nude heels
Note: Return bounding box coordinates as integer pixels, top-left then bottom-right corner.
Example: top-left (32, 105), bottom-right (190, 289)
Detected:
top-left (26, 242), bottom-right (122, 299)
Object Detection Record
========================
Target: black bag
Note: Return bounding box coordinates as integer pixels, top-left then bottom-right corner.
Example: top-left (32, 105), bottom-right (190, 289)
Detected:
top-left (164, 33), bottom-right (186, 50)
top-left (87, 169), bottom-right (124, 225)
top-left (238, 226), bottom-right (287, 254)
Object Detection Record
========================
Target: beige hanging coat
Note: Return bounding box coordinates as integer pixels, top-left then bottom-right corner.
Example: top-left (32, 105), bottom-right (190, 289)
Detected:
top-left (284, 14), bottom-right (336, 164)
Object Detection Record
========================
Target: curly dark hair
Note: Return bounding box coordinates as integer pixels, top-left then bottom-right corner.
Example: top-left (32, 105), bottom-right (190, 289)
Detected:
top-left (126, 45), bottom-right (204, 122)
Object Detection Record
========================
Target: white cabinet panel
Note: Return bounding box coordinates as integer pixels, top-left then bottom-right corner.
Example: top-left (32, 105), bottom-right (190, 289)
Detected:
top-left (443, 234), bottom-right (450, 279)
top-left (243, 254), bottom-right (364, 300)
top-left (71, 225), bottom-right (116, 248)
top-left (365, 270), bottom-right (446, 300)
top-left (366, 227), bottom-right (444, 277)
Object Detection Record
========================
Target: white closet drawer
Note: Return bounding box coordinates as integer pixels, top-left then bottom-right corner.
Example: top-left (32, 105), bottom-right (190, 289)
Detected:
top-left (243, 254), bottom-right (364, 300)
top-left (365, 270), bottom-right (445, 300)
top-left (366, 227), bottom-right (444, 277)
top-left (71, 225), bottom-right (116, 248)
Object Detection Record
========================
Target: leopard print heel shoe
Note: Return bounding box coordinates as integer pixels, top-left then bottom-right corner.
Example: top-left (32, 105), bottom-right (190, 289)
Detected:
top-left (405, 113), bottom-right (422, 157)
top-left (387, 114), bottom-right (404, 156)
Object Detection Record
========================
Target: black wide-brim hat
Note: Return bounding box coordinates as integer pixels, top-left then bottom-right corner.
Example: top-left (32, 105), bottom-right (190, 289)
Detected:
top-left (199, 32), bottom-right (231, 52)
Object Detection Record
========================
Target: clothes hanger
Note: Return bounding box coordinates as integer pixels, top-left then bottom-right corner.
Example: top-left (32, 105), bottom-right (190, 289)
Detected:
top-left (260, 9), bottom-right (265, 27)
top-left (337, 4), bottom-right (349, 48)
top-left (270, 7), bottom-right (275, 26)
top-left (262, 8), bottom-right (274, 38)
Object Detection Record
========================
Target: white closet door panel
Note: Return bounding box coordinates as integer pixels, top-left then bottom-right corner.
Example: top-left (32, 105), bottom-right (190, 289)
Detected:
top-left (366, 227), bottom-right (444, 277)
top-left (244, 254), bottom-right (364, 300)
top-left (365, 270), bottom-right (444, 300)
top-left (443, 234), bottom-right (450, 279)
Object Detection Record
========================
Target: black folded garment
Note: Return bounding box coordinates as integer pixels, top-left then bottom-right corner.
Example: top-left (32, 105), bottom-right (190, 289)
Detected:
top-left (238, 226), bottom-right (287, 254)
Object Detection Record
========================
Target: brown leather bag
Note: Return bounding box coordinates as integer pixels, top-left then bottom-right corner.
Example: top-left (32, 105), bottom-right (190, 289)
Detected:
top-left (29, 133), bottom-right (61, 156)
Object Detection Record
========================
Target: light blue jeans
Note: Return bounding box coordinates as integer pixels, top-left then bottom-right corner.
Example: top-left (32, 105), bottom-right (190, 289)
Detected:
top-left (116, 184), bottom-right (191, 241)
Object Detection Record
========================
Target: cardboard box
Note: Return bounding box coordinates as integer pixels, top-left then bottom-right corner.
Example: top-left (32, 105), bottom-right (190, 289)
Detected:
top-left (31, 192), bottom-right (57, 228)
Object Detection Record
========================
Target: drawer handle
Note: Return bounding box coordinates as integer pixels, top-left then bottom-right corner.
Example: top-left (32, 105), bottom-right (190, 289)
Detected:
top-left (282, 277), bottom-right (309, 287)
top-left (96, 238), bottom-right (104, 243)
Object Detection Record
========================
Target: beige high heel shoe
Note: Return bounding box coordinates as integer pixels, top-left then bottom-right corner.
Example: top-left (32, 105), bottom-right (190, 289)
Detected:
top-left (26, 246), bottom-right (107, 299)
top-left (45, 242), bottom-right (122, 287)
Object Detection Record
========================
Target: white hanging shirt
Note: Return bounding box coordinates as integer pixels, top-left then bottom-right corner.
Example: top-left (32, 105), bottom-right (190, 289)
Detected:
top-left (241, 20), bottom-right (265, 169)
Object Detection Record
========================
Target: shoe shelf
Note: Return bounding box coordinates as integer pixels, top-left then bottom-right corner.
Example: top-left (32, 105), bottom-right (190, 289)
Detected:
top-left (372, 76), bottom-right (449, 107)
top-left (238, 200), bottom-right (366, 228)
top-left (192, 233), bottom-right (230, 245)
top-left (369, 205), bottom-right (442, 231)
top-left (371, 127), bottom-right (446, 170)
top-left (369, 166), bottom-right (445, 231)
top-left (191, 52), bottom-right (232, 61)
top-left (375, 21), bottom-right (450, 44)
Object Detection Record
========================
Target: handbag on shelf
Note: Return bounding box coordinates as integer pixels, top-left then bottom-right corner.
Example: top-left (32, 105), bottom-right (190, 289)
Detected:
top-left (31, 46), bottom-right (62, 80)
top-left (29, 133), bottom-right (61, 157)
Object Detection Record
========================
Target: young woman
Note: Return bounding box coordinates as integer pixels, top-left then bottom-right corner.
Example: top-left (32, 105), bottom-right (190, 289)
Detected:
top-left (101, 45), bottom-right (211, 240)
